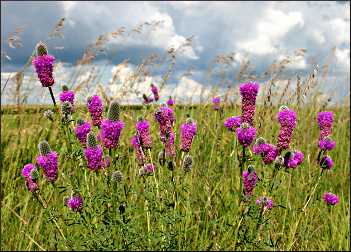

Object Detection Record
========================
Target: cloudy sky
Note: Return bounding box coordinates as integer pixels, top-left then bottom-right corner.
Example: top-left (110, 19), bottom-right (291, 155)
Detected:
top-left (1, 1), bottom-right (350, 104)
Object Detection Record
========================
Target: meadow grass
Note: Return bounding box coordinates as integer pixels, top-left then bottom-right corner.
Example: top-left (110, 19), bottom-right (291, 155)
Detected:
top-left (0, 102), bottom-right (349, 251)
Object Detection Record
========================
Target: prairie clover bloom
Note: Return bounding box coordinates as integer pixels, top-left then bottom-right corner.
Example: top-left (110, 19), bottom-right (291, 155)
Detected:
top-left (256, 196), bottom-right (273, 211)
top-left (317, 111), bottom-right (334, 139)
top-left (165, 130), bottom-right (176, 158)
top-left (322, 192), bottom-right (339, 206)
top-left (277, 106), bottom-right (297, 152)
top-left (212, 96), bottom-right (221, 110)
top-left (75, 119), bottom-right (91, 147)
top-left (131, 135), bottom-right (147, 166)
top-left (32, 43), bottom-right (55, 87)
top-left (242, 166), bottom-right (257, 195)
top-left (139, 163), bottom-right (155, 176)
top-left (252, 138), bottom-right (278, 164)
top-left (224, 116), bottom-right (241, 131)
top-left (136, 118), bottom-right (152, 149)
top-left (236, 123), bottom-right (256, 147)
top-left (155, 105), bottom-right (176, 158)
top-left (180, 118), bottom-right (197, 152)
top-left (320, 155), bottom-right (334, 170)
top-left (100, 101), bottom-right (125, 149)
top-left (36, 141), bottom-right (58, 182)
top-left (65, 193), bottom-right (83, 212)
top-left (167, 96), bottom-right (175, 106)
top-left (151, 83), bottom-right (159, 101)
top-left (59, 85), bottom-right (75, 111)
top-left (84, 133), bottom-right (104, 171)
top-left (318, 137), bottom-right (336, 151)
top-left (239, 81), bottom-right (259, 126)
top-left (87, 95), bottom-right (103, 127)
top-left (284, 150), bottom-right (304, 169)
top-left (21, 163), bottom-right (39, 192)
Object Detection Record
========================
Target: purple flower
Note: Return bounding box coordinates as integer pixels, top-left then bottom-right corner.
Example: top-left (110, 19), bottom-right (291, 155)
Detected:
top-left (236, 123), bottom-right (256, 147)
top-left (75, 121), bottom-right (91, 147)
top-left (136, 119), bottom-right (152, 149)
top-left (59, 90), bottom-right (75, 105)
top-left (165, 130), bottom-right (176, 158)
top-left (320, 155), bottom-right (333, 170)
top-left (322, 192), bottom-right (339, 206)
top-left (139, 163), bottom-right (156, 176)
top-left (180, 119), bottom-right (197, 152)
top-left (212, 96), bottom-right (221, 110)
top-left (317, 111), bottom-right (334, 139)
top-left (277, 107), bottom-right (297, 151)
top-left (36, 152), bottom-right (58, 182)
top-left (224, 116), bottom-right (241, 131)
top-left (104, 156), bottom-right (111, 169)
top-left (239, 81), bottom-right (259, 126)
top-left (284, 150), bottom-right (304, 169)
top-left (21, 164), bottom-right (39, 192)
top-left (87, 95), bottom-right (103, 127)
top-left (32, 55), bottom-right (55, 87)
top-left (318, 137), bottom-right (336, 151)
top-left (65, 194), bottom-right (83, 212)
top-left (100, 119), bottom-right (125, 149)
top-left (151, 84), bottom-right (159, 101)
top-left (253, 143), bottom-right (278, 164)
top-left (131, 135), bottom-right (147, 166)
top-left (256, 196), bottom-right (273, 211)
top-left (84, 146), bottom-right (104, 171)
top-left (242, 166), bottom-right (257, 195)
top-left (167, 97), bottom-right (175, 106)
top-left (155, 106), bottom-right (175, 126)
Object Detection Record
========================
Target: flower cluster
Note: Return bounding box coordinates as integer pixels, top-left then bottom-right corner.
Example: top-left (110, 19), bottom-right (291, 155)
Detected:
top-left (131, 135), bottom-right (147, 166)
top-left (224, 116), bottom-right (241, 131)
top-left (242, 166), bottom-right (257, 195)
top-left (236, 123), bottom-right (256, 147)
top-left (65, 193), bottom-right (84, 212)
top-left (155, 105), bottom-right (176, 158)
top-left (59, 85), bottom-right (75, 111)
top-left (180, 118), bottom-right (197, 152)
top-left (32, 54), bottom-right (55, 87)
top-left (252, 139), bottom-right (278, 165)
top-left (284, 150), bottom-right (304, 169)
top-left (239, 81), bottom-right (259, 126)
top-left (277, 106), bottom-right (297, 152)
top-left (75, 119), bottom-right (91, 147)
top-left (256, 196), bottom-right (273, 212)
top-left (21, 163), bottom-right (39, 192)
top-left (87, 95), bottom-right (103, 127)
top-left (212, 96), bottom-right (221, 110)
top-left (136, 119), bottom-right (152, 149)
top-left (322, 192), bottom-right (339, 206)
top-left (36, 141), bottom-right (58, 182)
top-left (317, 111), bottom-right (334, 140)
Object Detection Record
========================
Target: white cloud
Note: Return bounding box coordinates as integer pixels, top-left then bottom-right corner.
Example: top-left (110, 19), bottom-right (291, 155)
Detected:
top-left (237, 7), bottom-right (304, 55)
top-left (335, 47), bottom-right (350, 70)
top-left (328, 18), bottom-right (350, 44)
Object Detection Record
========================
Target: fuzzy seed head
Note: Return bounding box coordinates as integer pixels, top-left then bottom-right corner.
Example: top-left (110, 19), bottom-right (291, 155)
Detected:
top-left (240, 122), bottom-right (250, 129)
top-left (183, 155), bottom-right (193, 172)
top-left (36, 42), bottom-right (48, 56)
top-left (247, 165), bottom-right (255, 173)
top-left (167, 160), bottom-right (176, 171)
top-left (158, 151), bottom-right (166, 166)
top-left (62, 85), bottom-right (69, 91)
top-left (108, 100), bottom-right (120, 121)
top-left (61, 101), bottom-right (72, 114)
top-left (43, 110), bottom-right (54, 120)
top-left (111, 171), bottom-right (123, 183)
top-left (38, 141), bottom-right (51, 155)
top-left (255, 137), bottom-right (266, 145)
top-left (77, 118), bottom-right (85, 125)
top-left (279, 105), bottom-right (289, 111)
top-left (274, 156), bottom-right (284, 167)
top-left (87, 132), bottom-right (98, 148)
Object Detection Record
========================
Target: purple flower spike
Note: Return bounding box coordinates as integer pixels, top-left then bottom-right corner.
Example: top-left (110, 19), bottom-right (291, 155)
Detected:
top-left (167, 97), bottom-right (175, 106)
top-left (131, 135), bottom-right (147, 166)
top-left (318, 137), bottom-right (336, 151)
top-left (21, 164), bottom-right (39, 192)
top-left (136, 119), bottom-right (152, 149)
top-left (87, 95), bottom-right (103, 126)
top-left (242, 166), bottom-right (257, 195)
top-left (66, 194), bottom-right (84, 212)
top-left (75, 121), bottom-right (91, 147)
top-left (100, 119), bottom-right (125, 149)
top-left (165, 130), bottom-right (176, 158)
top-left (37, 152), bottom-right (58, 182)
top-left (322, 192), bottom-right (339, 206)
top-left (277, 107), bottom-right (297, 151)
top-left (253, 142), bottom-right (278, 165)
top-left (84, 145), bottom-right (104, 171)
top-left (212, 96), bottom-right (221, 110)
top-left (317, 111), bottom-right (334, 139)
top-left (320, 155), bottom-right (334, 170)
top-left (151, 84), bottom-right (159, 101)
top-left (180, 118), bottom-right (197, 152)
top-left (32, 54), bottom-right (55, 87)
top-left (59, 90), bottom-right (75, 110)
top-left (256, 196), bottom-right (273, 211)
top-left (139, 163), bottom-right (156, 176)
top-left (285, 150), bottom-right (304, 169)
top-left (224, 116), bottom-right (241, 131)
top-left (239, 81), bottom-right (259, 126)
top-left (236, 123), bottom-right (256, 147)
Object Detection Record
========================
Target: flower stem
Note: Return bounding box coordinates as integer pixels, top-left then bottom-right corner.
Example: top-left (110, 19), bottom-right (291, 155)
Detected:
top-left (48, 86), bottom-right (56, 107)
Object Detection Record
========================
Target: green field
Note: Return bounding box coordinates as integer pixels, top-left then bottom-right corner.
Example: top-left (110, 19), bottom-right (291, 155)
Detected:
top-left (1, 101), bottom-right (349, 251)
